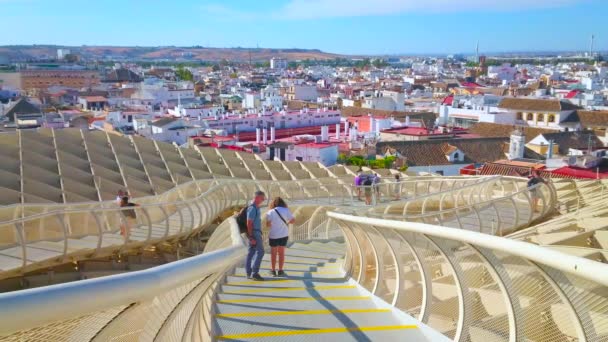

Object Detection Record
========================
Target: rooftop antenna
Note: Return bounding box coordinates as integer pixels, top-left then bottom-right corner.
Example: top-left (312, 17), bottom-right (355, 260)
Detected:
top-left (476, 40), bottom-right (479, 62)
top-left (590, 34), bottom-right (595, 59)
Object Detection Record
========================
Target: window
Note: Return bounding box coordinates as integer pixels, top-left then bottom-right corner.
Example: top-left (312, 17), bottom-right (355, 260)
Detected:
top-left (516, 112), bottom-right (523, 120)
top-left (527, 113), bottom-right (534, 121)
top-left (453, 152), bottom-right (459, 160)
top-left (548, 114), bottom-right (556, 123)
top-left (537, 114), bottom-right (544, 122)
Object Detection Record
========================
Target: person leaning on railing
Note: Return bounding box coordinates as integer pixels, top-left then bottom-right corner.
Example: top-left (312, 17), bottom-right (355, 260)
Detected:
top-left (393, 174), bottom-right (402, 200)
top-left (527, 170), bottom-right (547, 213)
top-left (119, 196), bottom-right (139, 237)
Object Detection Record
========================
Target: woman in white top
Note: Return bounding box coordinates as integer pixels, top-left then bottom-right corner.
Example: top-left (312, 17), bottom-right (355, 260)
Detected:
top-left (266, 197), bottom-right (295, 277)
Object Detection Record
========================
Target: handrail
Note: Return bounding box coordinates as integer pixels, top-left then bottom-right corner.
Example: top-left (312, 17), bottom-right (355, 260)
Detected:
top-left (0, 176), bottom-right (494, 226)
top-left (0, 217), bottom-right (247, 335)
top-left (327, 211), bottom-right (608, 287)
top-left (364, 176), bottom-right (502, 211)
top-left (3, 175), bottom-right (491, 212)
top-left (368, 181), bottom-right (550, 221)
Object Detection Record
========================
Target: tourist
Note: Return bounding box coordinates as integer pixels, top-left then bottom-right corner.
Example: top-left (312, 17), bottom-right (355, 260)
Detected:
top-left (354, 170), bottom-right (363, 200)
top-left (116, 189), bottom-right (129, 205)
top-left (363, 175), bottom-right (373, 205)
top-left (266, 197), bottom-right (295, 277)
top-left (245, 190), bottom-right (266, 281)
top-left (373, 173), bottom-right (381, 201)
top-left (527, 170), bottom-right (546, 213)
top-left (393, 174), bottom-right (402, 200)
top-left (119, 196), bottom-right (138, 237)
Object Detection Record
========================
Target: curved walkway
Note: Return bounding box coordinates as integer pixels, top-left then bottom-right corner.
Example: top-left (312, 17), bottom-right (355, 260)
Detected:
top-left (213, 240), bottom-right (445, 341)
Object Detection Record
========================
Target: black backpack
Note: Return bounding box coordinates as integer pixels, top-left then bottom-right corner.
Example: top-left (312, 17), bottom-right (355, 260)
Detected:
top-left (124, 203), bottom-right (137, 219)
top-left (236, 204), bottom-right (255, 234)
top-left (363, 177), bottom-right (373, 186)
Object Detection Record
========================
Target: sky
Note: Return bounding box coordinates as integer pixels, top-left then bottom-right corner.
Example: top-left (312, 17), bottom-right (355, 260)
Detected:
top-left (1, 0), bottom-right (607, 55)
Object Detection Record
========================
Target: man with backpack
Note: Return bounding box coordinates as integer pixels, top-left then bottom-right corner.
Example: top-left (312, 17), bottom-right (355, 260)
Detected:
top-left (238, 190), bottom-right (266, 281)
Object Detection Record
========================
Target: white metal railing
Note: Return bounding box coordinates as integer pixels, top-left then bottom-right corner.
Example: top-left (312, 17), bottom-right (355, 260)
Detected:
top-left (0, 217), bottom-right (246, 340)
top-left (327, 212), bottom-right (608, 342)
top-left (0, 175), bottom-right (564, 341)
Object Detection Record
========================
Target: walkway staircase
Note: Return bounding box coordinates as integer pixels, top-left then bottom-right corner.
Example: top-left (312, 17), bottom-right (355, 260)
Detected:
top-left (212, 240), bottom-right (440, 341)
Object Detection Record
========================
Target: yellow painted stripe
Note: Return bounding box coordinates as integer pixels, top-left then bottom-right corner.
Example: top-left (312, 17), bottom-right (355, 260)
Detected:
top-left (217, 296), bottom-right (370, 304)
top-left (226, 279), bottom-right (295, 286)
top-left (257, 264), bottom-right (317, 270)
top-left (216, 325), bottom-right (417, 339)
top-left (222, 285), bottom-right (355, 294)
top-left (290, 247), bottom-right (345, 255)
top-left (276, 254), bottom-right (330, 260)
top-left (233, 271), bottom-right (343, 277)
top-left (216, 308), bottom-right (390, 318)
top-left (262, 260), bottom-right (323, 266)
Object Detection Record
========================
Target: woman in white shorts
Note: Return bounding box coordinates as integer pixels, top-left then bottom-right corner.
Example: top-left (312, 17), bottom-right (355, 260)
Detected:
top-left (266, 197), bottom-right (295, 277)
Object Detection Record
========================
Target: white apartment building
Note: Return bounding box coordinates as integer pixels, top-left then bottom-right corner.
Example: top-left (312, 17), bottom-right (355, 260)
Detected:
top-left (268, 141), bottom-right (339, 166)
top-left (168, 104), bottom-right (225, 119)
top-left (501, 98), bottom-right (581, 131)
top-left (362, 90), bottom-right (405, 111)
top-left (57, 49), bottom-right (71, 60)
top-left (439, 94), bottom-right (507, 127)
top-left (243, 92), bottom-right (261, 109)
top-left (287, 84), bottom-right (318, 101)
top-left (487, 64), bottom-right (518, 81)
top-left (202, 108), bottom-right (341, 134)
top-left (270, 58), bottom-right (288, 70)
top-left (130, 82), bottom-right (195, 106)
top-left (261, 86), bottom-right (283, 110)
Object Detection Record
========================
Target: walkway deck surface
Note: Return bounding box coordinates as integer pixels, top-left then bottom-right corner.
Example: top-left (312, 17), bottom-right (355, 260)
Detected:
top-left (213, 240), bottom-right (435, 341)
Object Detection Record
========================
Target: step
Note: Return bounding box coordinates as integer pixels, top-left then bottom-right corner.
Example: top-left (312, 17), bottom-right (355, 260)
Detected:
top-left (214, 311), bottom-right (421, 341)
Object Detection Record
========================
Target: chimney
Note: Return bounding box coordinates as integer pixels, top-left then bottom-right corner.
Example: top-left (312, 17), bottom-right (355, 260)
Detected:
top-left (547, 139), bottom-right (554, 159)
top-left (262, 126), bottom-right (268, 144)
top-left (345, 121), bottom-right (350, 139)
top-left (321, 126), bottom-right (329, 142)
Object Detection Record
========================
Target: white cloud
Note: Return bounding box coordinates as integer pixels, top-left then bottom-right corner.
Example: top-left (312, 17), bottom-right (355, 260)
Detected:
top-left (277, 0), bottom-right (584, 19)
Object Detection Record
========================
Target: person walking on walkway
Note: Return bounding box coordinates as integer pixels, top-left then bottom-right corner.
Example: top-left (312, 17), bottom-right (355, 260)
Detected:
top-left (354, 170), bottom-right (363, 200)
top-left (245, 190), bottom-right (266, 281)
top-left (373, 173), bottom-right (382, 202)
top-left (266, 197), bottom-right (295, 277)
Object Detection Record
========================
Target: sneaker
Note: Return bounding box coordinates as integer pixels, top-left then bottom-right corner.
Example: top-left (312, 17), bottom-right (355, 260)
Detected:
top-left (269, 270), bottom-right (277, 277)
top-left (252, 273), bottom-right (264, 281)
top-left (246, 274), bottom-right (252, 279)
top-left (277, 270), bottom-right (287, 277)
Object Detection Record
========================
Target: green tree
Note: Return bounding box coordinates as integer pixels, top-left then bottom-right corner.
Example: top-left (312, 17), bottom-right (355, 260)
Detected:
top-left (372, 59), bottom-right (388, 68)
top-left (176, 66), bottom-right (193, 81)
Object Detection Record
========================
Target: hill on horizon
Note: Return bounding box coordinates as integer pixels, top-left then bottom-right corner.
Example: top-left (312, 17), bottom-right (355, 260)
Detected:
top-left (0, 45), bottom-right (351, 62)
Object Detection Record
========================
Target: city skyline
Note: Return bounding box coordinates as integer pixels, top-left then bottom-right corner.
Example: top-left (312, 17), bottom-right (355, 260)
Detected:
top-left (0, 0), bottom-right (607, 55)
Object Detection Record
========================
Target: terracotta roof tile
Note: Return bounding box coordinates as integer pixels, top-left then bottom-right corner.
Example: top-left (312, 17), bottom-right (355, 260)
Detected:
top-left (468, 123), bottom-right (553, 143)
top-left (377, 138), bottom-right (509, 166)
top-left (577, 110), bottom-right (608, 128)
top-left (498, 98), bottom-right (580, 112)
